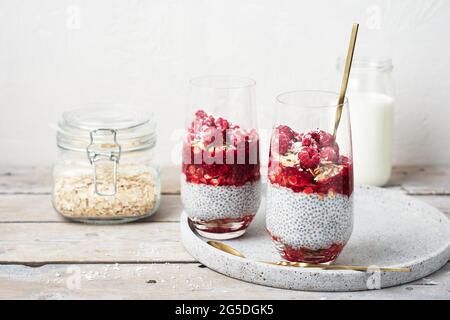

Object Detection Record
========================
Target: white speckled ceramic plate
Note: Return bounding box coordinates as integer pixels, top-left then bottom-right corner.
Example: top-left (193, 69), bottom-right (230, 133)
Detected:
top-left (181, 186), bottom-right (450, 292)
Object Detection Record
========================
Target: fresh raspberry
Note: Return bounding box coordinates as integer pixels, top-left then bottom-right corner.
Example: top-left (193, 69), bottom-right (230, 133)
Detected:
top-left (339, 155), bottom-right (350, 165)
top-left (195, 110), bottom-right (208, 119)
top-left (276, 125), bottom-right (296, 140)
top-left (272, 133), bottom-right (291, 155)
top-left (215, 117), bottom-right (229, 130)
top-left (318, 130), bottom-right (335, 147)
top-left (309, 131), bottom-right (320, 143)
top-left (298, 146), bottom-right (320, 169)
top-left (205, 115), bottom-right (215, 127)
top-left (302, 136), bottom-right (312, 146)
top-left (201, 127), bottom-right (221, 145)
top-left (271, 125), bottom-right (296, 155)
top-left (300, 133), bottom-right (320, 150)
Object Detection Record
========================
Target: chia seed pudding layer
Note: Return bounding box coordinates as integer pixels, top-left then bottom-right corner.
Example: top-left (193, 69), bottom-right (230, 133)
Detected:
top-left (181, 177), bottom-right (261, 222)
top-left (266, 183), bottom-right (353, 251)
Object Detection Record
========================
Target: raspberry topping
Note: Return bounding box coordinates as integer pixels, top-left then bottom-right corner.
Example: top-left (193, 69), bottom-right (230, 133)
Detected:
top-left (182, 110), bottom-right (260, 187)
top-left (195, 110), bottom-right (208, 119)
top-left (297, 146), bottom-right (320, 169)
top-left (301, 136), bottom-right (312, 147)
top-left (215, 117), bottom-right (230, 130)
top-left (271, 125), bottom-right (303, 155)
top-left (269, 126), bottom-right (353, 196)
top-left (276, 125), bottom-right (296, 139)
top-left (272, 132), bottom-right (291, 155)
top-left (318, 130), bottom-right (334, 147)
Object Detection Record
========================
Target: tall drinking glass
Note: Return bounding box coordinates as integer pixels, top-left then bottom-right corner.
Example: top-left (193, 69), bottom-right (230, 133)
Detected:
top-left (266, 90), bottom-right (354, 263)
top-left (181, 76), bottom-right (261, 240)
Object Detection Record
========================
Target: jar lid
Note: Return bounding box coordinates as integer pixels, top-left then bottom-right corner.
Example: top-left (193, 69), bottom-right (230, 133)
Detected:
top-left (57, 106), bottom-right (156, 152)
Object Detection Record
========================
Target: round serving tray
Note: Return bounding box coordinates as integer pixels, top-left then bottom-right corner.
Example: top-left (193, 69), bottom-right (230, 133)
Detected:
top-left (181, 186), bottom-right (450, 292)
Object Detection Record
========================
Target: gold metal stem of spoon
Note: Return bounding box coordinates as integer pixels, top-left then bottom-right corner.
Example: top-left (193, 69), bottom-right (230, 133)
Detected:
top-left (207, 240), bottom-right (246, 258)
top-left (207, 240), bottom-right (411, 273)
top-left (263, 261), bottom-right (411, 273)
top-left (333, 23), bottom-right (359, 139)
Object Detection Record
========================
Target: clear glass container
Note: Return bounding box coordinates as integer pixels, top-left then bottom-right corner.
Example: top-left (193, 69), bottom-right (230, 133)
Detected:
top-left (181, 75), bottom-right (261, 240)
top-left (52, 107), bottom-right (161, 224)
top-left (266, 90), bottom-right (353, 264)
top-left (337, 58), bottom-right (395, 186)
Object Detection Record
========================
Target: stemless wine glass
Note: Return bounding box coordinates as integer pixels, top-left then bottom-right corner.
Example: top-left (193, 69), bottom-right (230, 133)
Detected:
top-left (181, 75), bottom-right (261, 240)
top-left (266, 90), bottom-right (354, 264)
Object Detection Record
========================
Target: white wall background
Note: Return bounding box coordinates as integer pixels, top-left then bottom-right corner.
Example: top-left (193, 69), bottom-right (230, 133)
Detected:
top-left (1, 0), bottom-right (449, 166)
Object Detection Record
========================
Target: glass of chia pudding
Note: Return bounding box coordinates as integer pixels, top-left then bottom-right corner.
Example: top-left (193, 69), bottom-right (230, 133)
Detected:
top-left (266, 90), bottom-right (354, 264)
top-left (181, 76), bottom-right (261, 240)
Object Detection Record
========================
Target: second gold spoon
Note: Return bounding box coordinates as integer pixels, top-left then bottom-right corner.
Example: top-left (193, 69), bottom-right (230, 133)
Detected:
top-left (207, 240), bottom-right (410, 273)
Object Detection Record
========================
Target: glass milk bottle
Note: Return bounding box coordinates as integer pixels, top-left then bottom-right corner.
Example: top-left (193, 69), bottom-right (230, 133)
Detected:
top-left (337, 58), bottom-right (395, 186)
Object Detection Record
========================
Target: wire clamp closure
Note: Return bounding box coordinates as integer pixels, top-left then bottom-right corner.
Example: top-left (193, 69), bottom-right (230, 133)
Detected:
top-left (86, 129), bottom-right (121, 196)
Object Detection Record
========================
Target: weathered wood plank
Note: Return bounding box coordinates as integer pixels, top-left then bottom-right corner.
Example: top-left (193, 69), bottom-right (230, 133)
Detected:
top-left (0, 166), bottom-right (52, 194)
top-left (0, 166), bottom-right (180, 195)
top-left (161, 166), bottom-right (181, 195)
top-left (389, 166), bottom-right (450, 195)
top-left (0, 194), bottom-right (182, 223)
top-left (0, 222), bottom-right (194, 264)
top-left (0, 263), bottom-right (448, 300)
top-left (413, 195), bottom-right (450, 216)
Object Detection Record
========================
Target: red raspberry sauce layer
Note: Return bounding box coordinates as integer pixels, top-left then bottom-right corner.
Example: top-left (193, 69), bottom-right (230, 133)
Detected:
top-left (269, 232), bottom-right (345, 263)
top-left (268, 126), bottom-right (353, 197)
top-left (182, 110), bottom-right (260, 187)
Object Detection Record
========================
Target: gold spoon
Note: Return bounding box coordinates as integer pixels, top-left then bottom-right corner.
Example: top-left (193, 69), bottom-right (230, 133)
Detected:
top-left (333, 23), bottom-right (359, 139)
top-left (208, 240), bottom-right (246, 258)
top-left (264, 261), bottom-right (411, 273)
top-left (207, 240), bottom-right (411, 273)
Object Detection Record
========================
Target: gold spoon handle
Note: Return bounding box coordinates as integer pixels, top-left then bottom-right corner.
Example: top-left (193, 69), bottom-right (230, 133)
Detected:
top-left (263, 261), bottom-right (410, 273)
top-left (333, 23), bottom-right (359, 139)
top-left (206, 241), bottom-right (411, 273)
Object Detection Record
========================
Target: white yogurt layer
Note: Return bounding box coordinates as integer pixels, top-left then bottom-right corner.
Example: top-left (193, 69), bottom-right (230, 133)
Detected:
top-left (266, 184), bottom-right (353, 250)
top-left (181, 178), bottom-right (261, 221)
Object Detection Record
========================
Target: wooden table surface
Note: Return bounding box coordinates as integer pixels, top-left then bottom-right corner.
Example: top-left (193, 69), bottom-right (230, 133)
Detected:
top-left (0, 166), bottom-right (449, 300)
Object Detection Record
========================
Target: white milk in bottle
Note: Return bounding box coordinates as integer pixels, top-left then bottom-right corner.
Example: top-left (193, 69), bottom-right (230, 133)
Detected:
top-left (349, 92), bottom-right (394, 186)
top-left (338, 58), bottom-right (395, 186)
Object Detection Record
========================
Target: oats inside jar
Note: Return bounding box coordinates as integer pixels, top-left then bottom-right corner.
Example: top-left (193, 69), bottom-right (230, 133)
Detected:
top-left (53, 165), bottom-right (159, 219)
